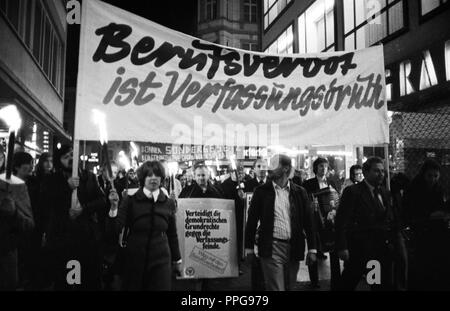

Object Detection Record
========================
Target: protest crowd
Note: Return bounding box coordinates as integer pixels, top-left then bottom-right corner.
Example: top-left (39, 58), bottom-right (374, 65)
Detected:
top-left (1, 145), bottom-right (449, 291)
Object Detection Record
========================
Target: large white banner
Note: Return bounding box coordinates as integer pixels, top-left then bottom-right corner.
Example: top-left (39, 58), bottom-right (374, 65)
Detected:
top-left (75, 0), bottom-right (389, 147)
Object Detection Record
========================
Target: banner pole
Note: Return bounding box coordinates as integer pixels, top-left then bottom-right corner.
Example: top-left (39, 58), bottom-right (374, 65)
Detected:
top-left (384, 143), bottom-right (391, 191)
top-left (82, 140), bottom-right (86, 170)
top-left (71, 140), bottom-right (80, 209)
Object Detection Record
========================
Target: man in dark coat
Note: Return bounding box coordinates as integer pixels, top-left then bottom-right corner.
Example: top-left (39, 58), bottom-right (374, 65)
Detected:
top-left (404, 159), bottom-right (448, 290)
top-left (179, 165), bottom-right (223, 199)
top-left (220, 163), bottom-right (246, 267)
top-left (243, 157), bottom-right (268, 291)
top-left (335, 157), bottom-right (405, 290)
top-left (41, 145), bottom-right (106, 290)
top-left (303, 157), bottom-right (340, 290)
top-left (245, 154), bottom-right (317, 291)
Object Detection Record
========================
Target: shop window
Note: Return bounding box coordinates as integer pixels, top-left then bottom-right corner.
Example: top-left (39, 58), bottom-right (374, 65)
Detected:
top-left (264, 25), bottom-right (294, 54)
top-left (344, 0), bottom-right (406, 50)
top-left (298, 0), bottom-right (335, 53)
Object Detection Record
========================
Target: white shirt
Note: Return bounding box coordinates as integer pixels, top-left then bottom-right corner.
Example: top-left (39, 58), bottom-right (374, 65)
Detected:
top-left (143, 187), bottom-right (160, 202)
top-left (257, 177), bottom-right (267, 184)
top-left (317, 176), bottom-right (328, 189)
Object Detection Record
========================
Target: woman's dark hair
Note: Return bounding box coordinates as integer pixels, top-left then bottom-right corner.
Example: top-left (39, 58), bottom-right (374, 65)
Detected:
top-left (418, 158), bottom-right (441, 178)
top-left (54, 144), bottom-right (72, 171)
top-left (349, 164), bottom-right (362, 183)
top-left (137, 161), bottom-right (166, 186)
top-left (35, 152), bottom-right (53, 179)
top-left (313, 157), bottom-right (328, 174)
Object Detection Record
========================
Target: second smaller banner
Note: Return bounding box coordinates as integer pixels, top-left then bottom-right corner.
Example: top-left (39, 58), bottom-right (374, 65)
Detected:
top-left (177, 198), bottom-right (239, 279)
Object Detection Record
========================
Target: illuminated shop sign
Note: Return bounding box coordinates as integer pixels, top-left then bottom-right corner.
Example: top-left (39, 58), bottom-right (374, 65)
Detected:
top-left (386, 39), bottom-right (450, 105)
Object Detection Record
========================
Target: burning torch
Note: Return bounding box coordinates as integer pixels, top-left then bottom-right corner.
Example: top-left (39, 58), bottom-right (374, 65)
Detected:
top-left (0, 105), bottom-right (23, 185)
top-left (93, 109), bottom-right (114, 191)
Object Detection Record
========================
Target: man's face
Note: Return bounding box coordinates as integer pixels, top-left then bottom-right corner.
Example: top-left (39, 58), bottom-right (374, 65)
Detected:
top-left (364, 163), bottom-right (385, 186)
top-left (267, 156), bottom-right (287, 180)
top-left (254, 160), bottom-right (268, 180)
top-left (60, 151), bottom-right (73, 170)
top-left (424, 169), bottom-right (440, 188)
top-left (186, 172), bottom-right (194, 184)
top-left (316, 163), bottom-right (328, 178)
top-left (237, 167), bottom-right (245, 181)
top-left (195, 168), bottom-right (208, 187)
top-left (16, 164), bottom-right (32, 180)
top-left (111, 165), bottom-right (119, 180)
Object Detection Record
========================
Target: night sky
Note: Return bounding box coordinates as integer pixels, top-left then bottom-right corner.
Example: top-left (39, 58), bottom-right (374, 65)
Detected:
top-left (65, 0), bottom-right (197, 87)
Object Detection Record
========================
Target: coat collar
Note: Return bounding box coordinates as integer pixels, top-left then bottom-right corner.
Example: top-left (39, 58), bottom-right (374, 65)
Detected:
top-left (135, 187), bottom-right (168, 203)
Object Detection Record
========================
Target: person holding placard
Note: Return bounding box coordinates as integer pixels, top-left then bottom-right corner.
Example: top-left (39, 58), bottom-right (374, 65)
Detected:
top-left (107, 161), bottom-right (182, 290)
top-left (245, 154), bottom-right (317, 291)
top-left (179, 165), bottom-right (223, 199)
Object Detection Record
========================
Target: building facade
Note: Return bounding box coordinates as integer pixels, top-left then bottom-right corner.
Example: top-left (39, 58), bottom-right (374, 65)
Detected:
top-left (261, 0), bottom-right (450, 189)
top-left (0, 0), bottom-right (70, 160)
top-left (196, 0), bottom-right (261, 51)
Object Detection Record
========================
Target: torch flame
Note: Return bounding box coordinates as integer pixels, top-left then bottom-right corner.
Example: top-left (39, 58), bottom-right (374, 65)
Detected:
top-left (230, 154), bottom-right (237, 171)
top-left (0, 105), bottom-right (22, 133)
top-left (130, 142), bottom-right (139, 159)
top-left (117, 150), bottom-right (131, 171)
top-left (92, 109), bottom-right (108, 144)
top-left (167, 162), bottom-right (179, 176)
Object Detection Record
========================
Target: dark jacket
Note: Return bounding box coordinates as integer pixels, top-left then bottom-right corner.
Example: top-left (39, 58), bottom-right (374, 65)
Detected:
top-left (42, 169), bottom-right (106, 249)
top-left (335, 181), bottom-right (399, 251)
top-left (403, 177), bottom-right (447, 229)
top-left (179, 182), bottom-right (223, 199)
top-left (245, 181), bottom-right (316, 261)
top-left (0, 182), bottom-right (34, 255)
top-left (303, 177), bottom-right (338, 198)
top-left (220, 177), bottom-right (245, 256)
top-left (108, 188), bottom-right (181, 290)
top-left (244, 177), bottom-right (266, 193)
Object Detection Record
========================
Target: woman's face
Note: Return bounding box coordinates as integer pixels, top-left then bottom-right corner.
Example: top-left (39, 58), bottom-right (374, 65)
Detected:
top-left (316, 163), bottom-right (328, 178)
top-left (144, 173), bottom-right (161, 191)
top-left (354, 169), bottom-right (363, 183)
top-left (44, 157), bottom-right (53, 173)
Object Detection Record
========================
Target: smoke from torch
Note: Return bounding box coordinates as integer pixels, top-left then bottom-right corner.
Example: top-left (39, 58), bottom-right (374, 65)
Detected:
top-left (130, 142), bottom-right (139, 168)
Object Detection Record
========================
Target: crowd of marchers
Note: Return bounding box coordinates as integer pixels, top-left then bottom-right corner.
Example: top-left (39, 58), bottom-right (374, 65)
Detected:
top-left (0, 146), bottom-right (449, 291)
